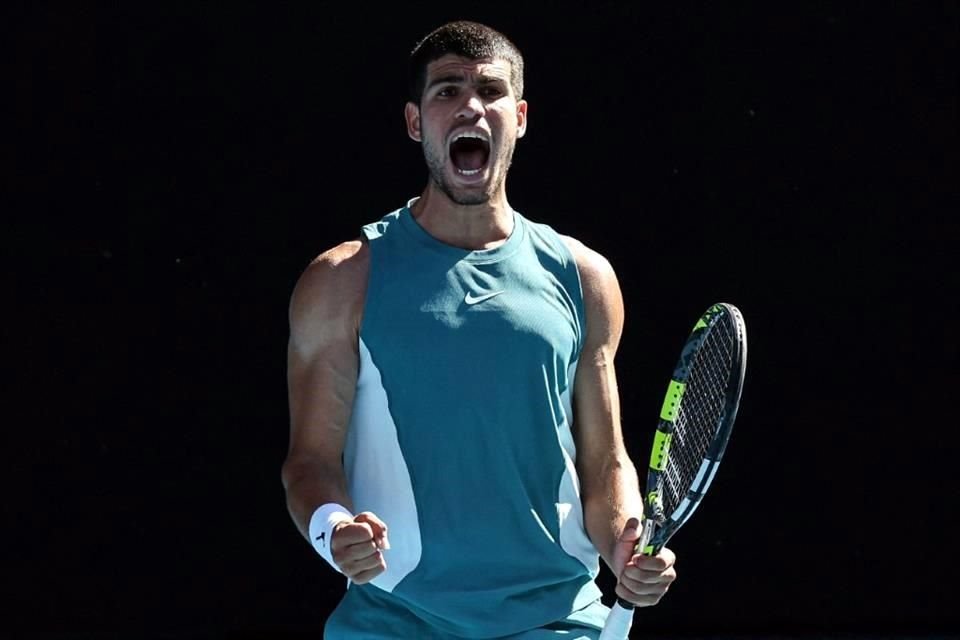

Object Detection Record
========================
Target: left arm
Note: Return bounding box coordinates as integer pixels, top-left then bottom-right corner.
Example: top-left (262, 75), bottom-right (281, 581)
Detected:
top-left (563, 236), bottom-right (677, 607)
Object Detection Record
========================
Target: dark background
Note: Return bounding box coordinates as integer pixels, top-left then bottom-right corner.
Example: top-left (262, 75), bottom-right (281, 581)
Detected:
top-left (7, 2), bottom-right (958, 637)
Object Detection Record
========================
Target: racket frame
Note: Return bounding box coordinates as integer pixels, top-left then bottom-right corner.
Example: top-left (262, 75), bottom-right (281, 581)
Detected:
top-left (617, 302), bottom-right (747, 610)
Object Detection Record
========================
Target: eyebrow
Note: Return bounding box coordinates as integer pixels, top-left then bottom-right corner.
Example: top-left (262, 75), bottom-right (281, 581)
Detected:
top-left (427, 74), bottom-right (465, 89)
top-left (426, 74), bottom-right (505, 90)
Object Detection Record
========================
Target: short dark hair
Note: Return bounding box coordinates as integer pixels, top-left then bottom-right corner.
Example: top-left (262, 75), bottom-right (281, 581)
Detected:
top-left (408, 20), bottom-right (524, 105)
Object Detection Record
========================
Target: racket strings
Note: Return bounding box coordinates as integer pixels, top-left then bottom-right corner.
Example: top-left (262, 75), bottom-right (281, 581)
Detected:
top-left (659, 314), bottom-right (738, 514)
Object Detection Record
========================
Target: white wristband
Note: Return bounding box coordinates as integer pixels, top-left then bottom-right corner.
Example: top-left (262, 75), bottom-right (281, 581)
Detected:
top-left (309, 503), bottom-right (355, 573)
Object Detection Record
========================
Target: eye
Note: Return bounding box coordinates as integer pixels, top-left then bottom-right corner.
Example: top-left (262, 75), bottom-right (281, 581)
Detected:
top-left (437, 86), bottom-right (457, 98)
top-left (479, 86), bottom-right (503, 99)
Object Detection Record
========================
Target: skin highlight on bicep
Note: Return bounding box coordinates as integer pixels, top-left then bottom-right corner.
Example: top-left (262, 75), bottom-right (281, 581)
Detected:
top-left (285, 242), bottom-right (367, 460)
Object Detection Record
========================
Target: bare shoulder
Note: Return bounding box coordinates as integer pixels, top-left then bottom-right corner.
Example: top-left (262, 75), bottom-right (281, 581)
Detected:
top-left (288, 239), bottom-right (369, 345)
top-left (291, 239), bottom-right (368, 301)
top-left (559, 235), bottom-right (621, 299)
top-left (559, 234), bottom-right (624, 346)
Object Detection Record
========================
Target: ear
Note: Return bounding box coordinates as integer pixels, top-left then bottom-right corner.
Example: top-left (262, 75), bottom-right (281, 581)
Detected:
top-left (516, 100), bottom-right (528, 139)
top-left (404, 102), bottom-right (422, 142)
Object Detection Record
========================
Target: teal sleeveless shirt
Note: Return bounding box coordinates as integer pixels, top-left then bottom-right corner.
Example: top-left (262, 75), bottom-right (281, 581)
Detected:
top-left (336, 199), bottom-right (603, 638)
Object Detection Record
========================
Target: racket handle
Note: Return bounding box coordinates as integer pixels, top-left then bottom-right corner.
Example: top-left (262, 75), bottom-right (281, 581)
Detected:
top-left (598, 600), bottom-right (634, 640)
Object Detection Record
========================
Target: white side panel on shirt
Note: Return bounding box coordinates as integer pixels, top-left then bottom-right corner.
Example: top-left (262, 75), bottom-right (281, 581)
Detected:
top-left (343, 337), bottom-right (423, 592)
top-left (555, 359), bottom-right (600, 576)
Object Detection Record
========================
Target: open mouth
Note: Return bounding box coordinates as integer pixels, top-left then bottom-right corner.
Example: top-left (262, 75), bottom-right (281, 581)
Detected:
top-left (449, 132), bottom-right (490, 176)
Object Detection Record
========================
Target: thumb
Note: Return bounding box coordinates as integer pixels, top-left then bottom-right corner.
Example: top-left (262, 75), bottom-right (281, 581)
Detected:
top-left (612, 516), bottom-right (642, 577)
top-left (619, 517), bottom-right (642, 544)
top-left (355, 511), bottom-right (391, 550)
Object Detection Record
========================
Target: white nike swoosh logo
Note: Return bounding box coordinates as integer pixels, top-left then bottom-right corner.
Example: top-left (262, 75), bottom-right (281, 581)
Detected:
top-left (464, 290), bottom-right (505, 305)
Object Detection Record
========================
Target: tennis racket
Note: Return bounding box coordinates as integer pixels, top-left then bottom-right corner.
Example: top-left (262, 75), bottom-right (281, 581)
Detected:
top-left (598, 302), bottom-right (747, 640)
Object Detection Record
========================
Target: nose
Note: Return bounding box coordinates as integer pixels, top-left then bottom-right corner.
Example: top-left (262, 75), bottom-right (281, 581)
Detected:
top-left (455, 92), bottom-right (484, 120)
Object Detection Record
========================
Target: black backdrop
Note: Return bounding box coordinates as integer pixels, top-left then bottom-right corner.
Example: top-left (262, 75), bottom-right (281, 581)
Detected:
top-left (8, 2), bottom-right (958, 637)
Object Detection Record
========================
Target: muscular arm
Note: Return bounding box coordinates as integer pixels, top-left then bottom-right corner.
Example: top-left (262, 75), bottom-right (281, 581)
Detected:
top-left (281, 240), bottom-right (368, 540)
top-left (564, 236), bottom-right (677, 606)
top-left (562, 236), bottom-right (643, 573)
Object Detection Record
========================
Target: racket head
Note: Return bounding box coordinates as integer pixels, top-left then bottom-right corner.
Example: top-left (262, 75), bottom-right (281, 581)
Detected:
top-left (643, 302), bottom-right (747, 552)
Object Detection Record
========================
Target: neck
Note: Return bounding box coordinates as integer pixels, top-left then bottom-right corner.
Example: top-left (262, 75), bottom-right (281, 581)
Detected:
top-left (409, 184), bottom-right (514, 251)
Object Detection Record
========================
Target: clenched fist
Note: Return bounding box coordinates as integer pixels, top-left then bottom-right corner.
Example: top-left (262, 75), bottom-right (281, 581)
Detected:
top-left (331, 511), bottom-right (391, 584)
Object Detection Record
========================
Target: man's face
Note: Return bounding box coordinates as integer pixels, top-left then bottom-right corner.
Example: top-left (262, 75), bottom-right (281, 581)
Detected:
top-left (405, 55), bottom-right (527, 206)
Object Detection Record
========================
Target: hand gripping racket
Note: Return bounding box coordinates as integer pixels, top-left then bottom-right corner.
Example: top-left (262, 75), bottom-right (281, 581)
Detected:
top-left (598, 302), bottom-right (747, 640)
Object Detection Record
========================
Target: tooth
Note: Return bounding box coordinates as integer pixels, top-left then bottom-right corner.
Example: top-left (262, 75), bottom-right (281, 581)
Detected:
top-left (453, 132), bottom-right (489, 143)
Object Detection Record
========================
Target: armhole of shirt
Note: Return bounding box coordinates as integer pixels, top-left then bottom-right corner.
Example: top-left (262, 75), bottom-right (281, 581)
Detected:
top-left (565, 242), bottom-right (588, 358)
top-left (357, 230), bottom-right (379, 343)
top-left (545, 224), bottom-right (588, 358)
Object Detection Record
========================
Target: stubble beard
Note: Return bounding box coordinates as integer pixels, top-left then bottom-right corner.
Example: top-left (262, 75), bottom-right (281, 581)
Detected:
top-left (422, 137), bottom-right (515, 207)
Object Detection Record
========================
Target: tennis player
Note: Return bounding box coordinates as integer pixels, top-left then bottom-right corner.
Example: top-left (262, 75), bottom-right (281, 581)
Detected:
top-left (282, 20), bottom-right (677, 639)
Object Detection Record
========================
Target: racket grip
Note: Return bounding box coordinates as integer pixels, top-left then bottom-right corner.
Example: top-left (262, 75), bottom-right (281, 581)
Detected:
top-left (598, 600), bottom-right (634, 640)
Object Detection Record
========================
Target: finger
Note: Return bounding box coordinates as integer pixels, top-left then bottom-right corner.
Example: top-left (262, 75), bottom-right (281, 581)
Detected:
top-left (615, 581), bottom-right (668, 607)
top-left (355, 512), bottom-right (391, 549)
top-left (631, 553), bottom-right (670, 572)
top-left (332, 522), bottom-right (374, 547)
top-left (339, 548), bottom-right (385, 575)
top-left (351, 562), bottom-right (387, 585)
top-left (633, 546), bottom-right (675, 569)
top-left (655, 546), bottom-right (676, 567)
top-left (338, 538), bottom-right (380, 562)
top-left (619, 567), bottom-right (677, 593)
top-left (332, 520), bottom-right (384, 554)
top-left (622, 563), bottom-right (678, 585)
top-left (616, 577), bottom-right (670, 599)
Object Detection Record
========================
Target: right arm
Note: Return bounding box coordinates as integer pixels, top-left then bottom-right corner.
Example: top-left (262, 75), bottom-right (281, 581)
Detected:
top-left (281, 239), bottom-right (388, 582)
